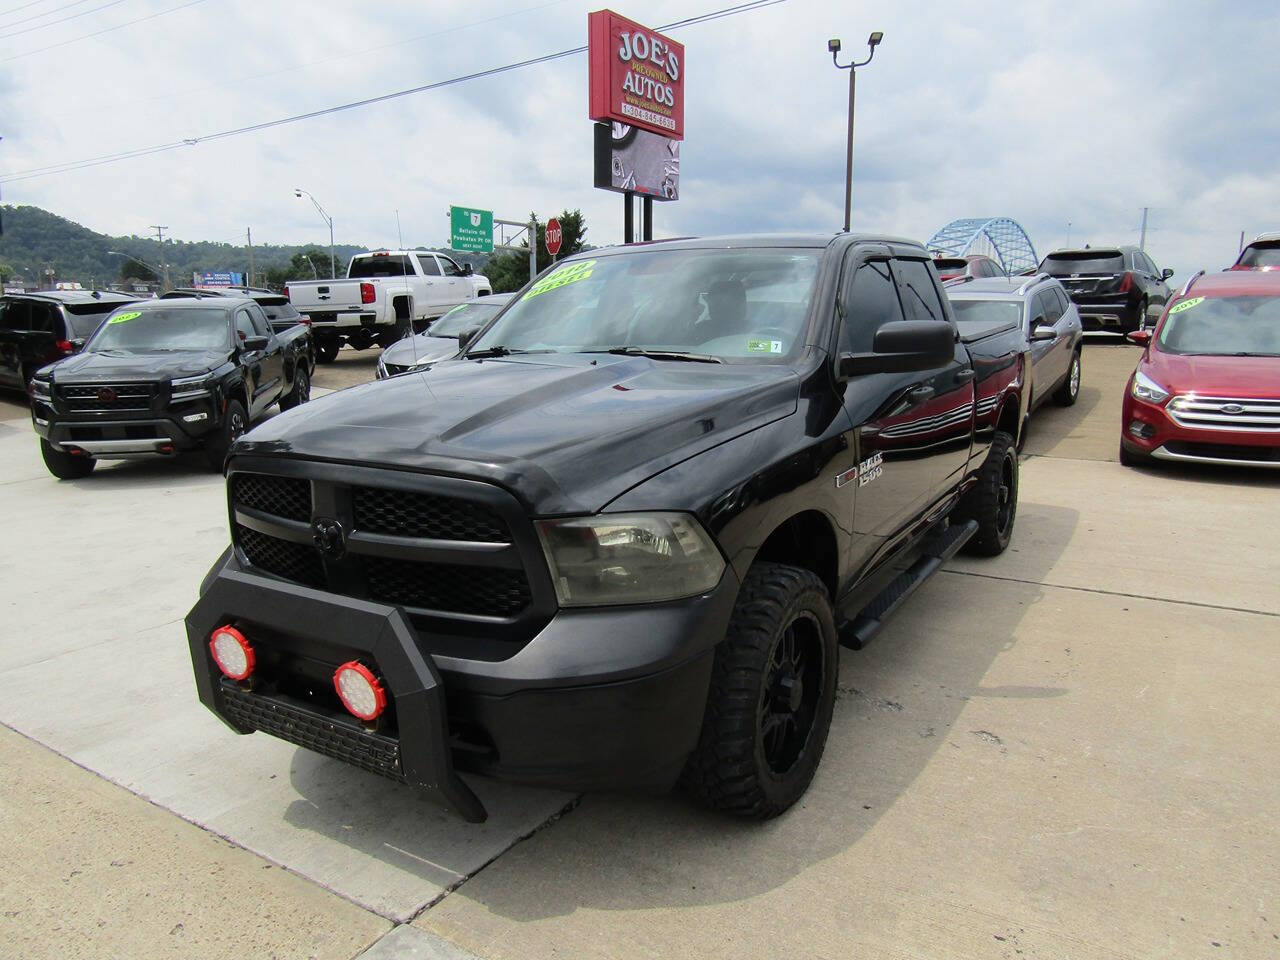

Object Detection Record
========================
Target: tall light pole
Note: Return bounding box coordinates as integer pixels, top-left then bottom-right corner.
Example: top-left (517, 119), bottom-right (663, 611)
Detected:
top-left (829, 31), bottom-right (883, 233)
top-left (294, 188), bottom-right (336, 279)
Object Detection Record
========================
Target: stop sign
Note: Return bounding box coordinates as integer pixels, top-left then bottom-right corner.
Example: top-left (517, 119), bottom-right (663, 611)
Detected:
top-left (545, 218), bottom-right (563, 256)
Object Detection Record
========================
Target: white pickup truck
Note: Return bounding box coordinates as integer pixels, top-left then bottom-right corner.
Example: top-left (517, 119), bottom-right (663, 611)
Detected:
top-left (285, 250), bottom-right (491, 363)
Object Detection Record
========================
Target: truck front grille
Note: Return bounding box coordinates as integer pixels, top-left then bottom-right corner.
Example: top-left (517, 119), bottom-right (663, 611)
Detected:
top-left (364, 556), bottom-right (531, 616)
top-left (237, 525), bottom-right (325, 587)
top-left (1167, 395), bottom-right (1280, 433)
top-left (352, 486), bottom-right (509, 542)
top-left (234, 473), bottom-right (312, 523)
top-left (60, 382), bottom-right (154, 412)
top-left (228, 467), bottom-right (550, 640)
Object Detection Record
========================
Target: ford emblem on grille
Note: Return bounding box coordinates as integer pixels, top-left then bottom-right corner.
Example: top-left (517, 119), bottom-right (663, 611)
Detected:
top-left (1220, 403), bottom-right (1246, 415)
top-left (311, 518), bottom-right (346, 559)
top-left (97, 386), bottom-right (117, 404)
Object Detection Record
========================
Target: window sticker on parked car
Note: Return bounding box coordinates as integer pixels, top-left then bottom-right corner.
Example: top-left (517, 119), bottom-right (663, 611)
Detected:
top-left (1168, 297), bottom-right (1204, 315)
top-left (108, 311), bottom-right (143, 324)
top-left (747, 338), bottom-right (783, 353)
top-left (528, 260), bottom-right (596, 298)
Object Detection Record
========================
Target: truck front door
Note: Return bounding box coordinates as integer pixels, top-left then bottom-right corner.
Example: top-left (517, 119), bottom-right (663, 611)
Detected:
top-left (837, 254), bottom-right (972, 575)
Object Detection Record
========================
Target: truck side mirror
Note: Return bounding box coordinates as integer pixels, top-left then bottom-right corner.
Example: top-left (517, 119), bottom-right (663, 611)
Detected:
top-left (838, 320), bottom-right (955, 378)
top-left (242, 335), bottom-right (269, 351)
top-left (1030, 320), bottom-right (1056, 341)
top-left (457, 327), bottom-right (481, 350)
top-left (463, 263), bottom-right (473, 276)
top-left (1161, 268), bottom-right (1174, 280)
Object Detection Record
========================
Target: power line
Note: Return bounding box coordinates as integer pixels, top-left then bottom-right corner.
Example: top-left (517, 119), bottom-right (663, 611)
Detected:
top-left (0, 0), bottom-right (203, 59)
top-left (0, 0), bottom-right (97, 31)
top-left (0, 0), bottom-right (54, 19)
top-left (0, 0), bottom-right (786, 184)
top-left (0, 0), bottom-right (127, 40)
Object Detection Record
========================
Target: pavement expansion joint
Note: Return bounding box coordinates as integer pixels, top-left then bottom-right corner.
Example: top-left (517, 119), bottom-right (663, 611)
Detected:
top-left (940, 567), bottom-right (1280, 618)
top-left (407, 794), bottom-right (584, 923)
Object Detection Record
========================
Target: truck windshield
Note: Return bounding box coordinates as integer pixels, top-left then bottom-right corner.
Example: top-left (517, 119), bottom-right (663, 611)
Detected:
top-left (469, 248), bottom-right (821, 361)
top-left (1157, 295), bottom-right (1280, 356)
top-left (87, 307), bottom-right (230, 353)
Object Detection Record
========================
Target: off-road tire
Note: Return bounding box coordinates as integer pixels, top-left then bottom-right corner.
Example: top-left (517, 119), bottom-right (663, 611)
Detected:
top-left (1053, 349), bottom-right (1081, 406)
top-left (40, 439), bottom-right (95, 479)
top-left (205, 399), bottom-right (248, 471)
top-left (278, 364), bottom-right (311, 411)
top-left (682, 562), bottom-right (838, 819)
top-left (954, 430), bottom-right (1018, 556)
top-left (315, 338), bottom-right (340, 364)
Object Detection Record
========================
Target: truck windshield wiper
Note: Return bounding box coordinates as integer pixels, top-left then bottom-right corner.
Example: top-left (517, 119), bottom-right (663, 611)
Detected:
top-left (598, 347), bottom-right (723, 364)
top-left (464, 346), bottom-right (550, 359)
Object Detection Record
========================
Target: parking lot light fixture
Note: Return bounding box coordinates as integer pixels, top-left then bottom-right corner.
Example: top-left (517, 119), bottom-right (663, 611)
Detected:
top-left (295, 188), bottom-right (337, 279)
top-left (829, 29), bottom-right (884, 233)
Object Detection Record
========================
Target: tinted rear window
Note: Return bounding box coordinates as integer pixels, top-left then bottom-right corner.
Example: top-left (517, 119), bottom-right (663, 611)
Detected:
top-left (1042, 251), bottom-right (1124, 275)
top-left (260, 301), bottom-right (300, 322)
top-left (932, 258), bottom-right (969, 274)
top-left (1238, 241), bottom-right (1280, 268)
top-left (349, 256), bottom-right (411, 278)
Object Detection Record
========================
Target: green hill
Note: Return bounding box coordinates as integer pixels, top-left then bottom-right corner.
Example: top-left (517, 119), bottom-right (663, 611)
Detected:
top-left (0, 205), bottom-right (490, 289)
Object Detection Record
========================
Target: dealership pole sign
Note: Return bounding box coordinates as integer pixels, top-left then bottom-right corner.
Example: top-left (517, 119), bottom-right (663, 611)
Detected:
top-left (588, 10), bottom-right (684, 140)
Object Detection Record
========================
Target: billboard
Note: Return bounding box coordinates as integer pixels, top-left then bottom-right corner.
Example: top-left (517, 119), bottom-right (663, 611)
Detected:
top-left (593, 122), bottom-right (679, 200)
top-left (195, 271), bottom-right (244, 287)
top-left (588, 9), bottom-right (684, 139)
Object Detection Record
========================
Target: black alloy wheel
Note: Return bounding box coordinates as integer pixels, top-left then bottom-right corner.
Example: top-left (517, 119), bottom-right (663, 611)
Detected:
top-left (759, 611), bottom-right (825, 776)
top-left (955, 430), bottom-right (1018, 556)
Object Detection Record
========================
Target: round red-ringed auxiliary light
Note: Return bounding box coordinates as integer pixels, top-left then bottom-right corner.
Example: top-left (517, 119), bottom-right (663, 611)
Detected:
top-left (209, 625), bottom-right (255, 680)
top-left (333, 661), bottom-right (386, 721)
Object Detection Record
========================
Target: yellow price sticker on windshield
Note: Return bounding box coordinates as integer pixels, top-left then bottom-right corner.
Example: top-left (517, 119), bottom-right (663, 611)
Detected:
top-left (528, 260), bottom-right (596, 297)
top-left (108, 311), bottom-right (143, 324)
top-left (1168, 297), bottom-right (1203, 315)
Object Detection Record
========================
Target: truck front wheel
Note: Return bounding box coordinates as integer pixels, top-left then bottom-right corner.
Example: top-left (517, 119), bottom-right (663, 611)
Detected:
top-left (205, 399), bottom-right (248, 470)
top-left (40, 439), bottom-right (95, 480)
top-left (954, 430), bottom-right (1018, 556)
top-left (682, 562), bottom-right (837, 819)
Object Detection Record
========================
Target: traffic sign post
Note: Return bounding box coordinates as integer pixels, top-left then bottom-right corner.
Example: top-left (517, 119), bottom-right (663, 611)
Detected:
top-left (545, 218), bottom-right (563, 259)
top-left (449, 206), bottom-right (494, 253)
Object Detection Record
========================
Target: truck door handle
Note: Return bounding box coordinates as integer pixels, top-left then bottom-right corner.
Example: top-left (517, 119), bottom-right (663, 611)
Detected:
top-left (909, 385), bottom-right (935, 402)
top-left (954, 369), bottom-right (975, 384)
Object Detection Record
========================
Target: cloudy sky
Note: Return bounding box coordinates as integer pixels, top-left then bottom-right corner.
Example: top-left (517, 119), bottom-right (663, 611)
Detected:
top-left (1, 0), bottom-right (1278, 277)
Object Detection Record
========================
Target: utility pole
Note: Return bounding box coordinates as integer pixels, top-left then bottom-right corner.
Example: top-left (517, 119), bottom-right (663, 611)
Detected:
top-left (1240, 230), bottom-right (1246, 253)
top-left (150, 224), bottom-right (171, 291)
top-left (1138, 207), bottom-right (1149, 251)
top-left (528, 216), bottom-right (538, 280)
top-left (246, 227), bottom-right (255, 287)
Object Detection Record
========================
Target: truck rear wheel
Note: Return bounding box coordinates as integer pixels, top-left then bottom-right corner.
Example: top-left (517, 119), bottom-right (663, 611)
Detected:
top-left (954, 430), bottom-right (1018, 556)
top-left (315, 338), bottom-right (339, 364)
top-left (278, 365), bottom-right (310, 411)
top-left (40, 439), bottom-right (95, 480)
top-left (682, 562), bottom-right (837, 819)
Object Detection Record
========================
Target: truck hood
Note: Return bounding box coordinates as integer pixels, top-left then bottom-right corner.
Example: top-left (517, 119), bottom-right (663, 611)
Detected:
top-left (1144, 350), bottom-right (1280, 399)
top-left (47, 349), bottom-right (229, 383)
top-left (236, 353), bottom-right (799, 514)
top-left (380, 334), bottom-right (461, 368)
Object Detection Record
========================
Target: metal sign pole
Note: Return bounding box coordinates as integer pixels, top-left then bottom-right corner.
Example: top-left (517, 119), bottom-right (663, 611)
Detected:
top-left (624, 192), bottom-right (634, 244)
top-left (643, 196), bottom-right (653, 242)
top-left (529, 217), bottom-right (537, 280)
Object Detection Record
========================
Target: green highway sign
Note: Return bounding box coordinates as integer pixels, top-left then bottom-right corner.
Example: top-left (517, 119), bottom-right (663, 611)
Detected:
top-left (450, 205), bottom-right (493, 253)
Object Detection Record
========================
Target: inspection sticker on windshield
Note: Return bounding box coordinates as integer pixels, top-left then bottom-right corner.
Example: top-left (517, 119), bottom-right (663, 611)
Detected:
top-left (108, 311), bottom-right (142, 324)
top-left (527, 260), bottom-right (596, 298)
top-left (747, 338), bottom-right (783, 354)
top-left (1168, 297), bottom-right (1204, 315)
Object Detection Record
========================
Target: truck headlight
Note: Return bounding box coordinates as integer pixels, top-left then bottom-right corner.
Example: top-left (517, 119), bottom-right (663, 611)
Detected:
top-left (1131, 370), bottom-right (1169, 404)
top-left (30, 377), bottom-right (52, 399)
top-left (536, 513), bottom-right (725, 606)
top-left (171, 373), bottom-right (215, 401)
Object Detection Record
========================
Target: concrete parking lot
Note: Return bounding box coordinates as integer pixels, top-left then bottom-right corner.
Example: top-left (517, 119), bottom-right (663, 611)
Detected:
top-left (1, 341), bottom-right (1276, 959)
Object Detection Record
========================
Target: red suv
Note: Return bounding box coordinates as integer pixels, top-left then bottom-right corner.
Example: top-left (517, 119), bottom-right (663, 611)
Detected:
top-left (1120, 270), bottom-right (1280, 468)
top-left (1230, 233), bottom-right (1280, 271)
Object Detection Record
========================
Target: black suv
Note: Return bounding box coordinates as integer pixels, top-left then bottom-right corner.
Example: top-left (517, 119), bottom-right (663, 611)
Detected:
top-left (162, 287), bottom-right (310, 333)
top-left (0, 290), bottom-right (138, 393)
top-left (1039, 246), bottom-right (1172, 332)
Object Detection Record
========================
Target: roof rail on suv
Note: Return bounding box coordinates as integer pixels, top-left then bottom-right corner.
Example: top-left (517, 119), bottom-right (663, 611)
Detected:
top-left (1180, 269), bottom-right (1206, 298)
top-left (1016, 272), bottom-right (1053, 296)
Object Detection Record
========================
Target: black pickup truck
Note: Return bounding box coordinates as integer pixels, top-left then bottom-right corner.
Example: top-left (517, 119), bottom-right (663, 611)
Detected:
top-left (30, 297), bottom-right (313, 478)
top-left (186, 234), bottom-right (1028, 822)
